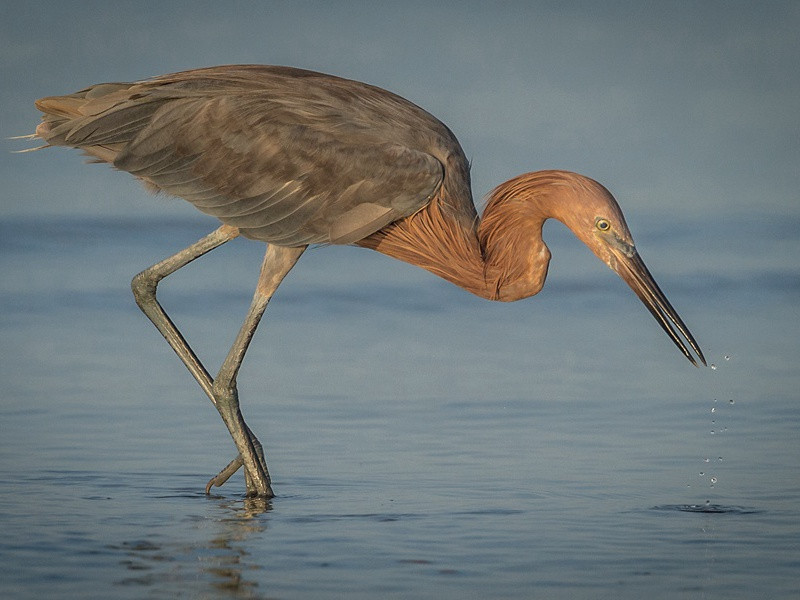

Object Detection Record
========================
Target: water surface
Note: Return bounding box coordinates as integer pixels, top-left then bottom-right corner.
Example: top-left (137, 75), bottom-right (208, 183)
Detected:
top-left (1, 216), bottom-right (798, 599)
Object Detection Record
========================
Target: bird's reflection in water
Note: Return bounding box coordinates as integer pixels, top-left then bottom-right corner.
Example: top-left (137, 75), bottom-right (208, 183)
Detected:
top-left (113, 496), bottom-right (272, 598)
top-left (201, 496), bottom-right (272, 596)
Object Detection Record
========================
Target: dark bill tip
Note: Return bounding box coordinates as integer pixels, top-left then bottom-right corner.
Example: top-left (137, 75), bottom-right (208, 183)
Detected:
top-left (615, 250), bottom-right (705, 367)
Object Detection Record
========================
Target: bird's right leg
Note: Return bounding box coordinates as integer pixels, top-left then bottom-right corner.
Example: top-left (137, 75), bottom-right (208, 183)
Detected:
top-left (204, 244), bottom-right (306, 497)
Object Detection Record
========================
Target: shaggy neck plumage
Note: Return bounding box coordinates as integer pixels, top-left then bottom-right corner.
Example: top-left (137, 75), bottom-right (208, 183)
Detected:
top-left (356, 171), bottom-right (579, 302)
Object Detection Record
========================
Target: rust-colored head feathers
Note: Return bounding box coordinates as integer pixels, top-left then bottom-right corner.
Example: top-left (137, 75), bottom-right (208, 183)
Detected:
top-left (483, 170), bottom-right (633, 271)
top-left (365, 170), bottom-right (634, 302)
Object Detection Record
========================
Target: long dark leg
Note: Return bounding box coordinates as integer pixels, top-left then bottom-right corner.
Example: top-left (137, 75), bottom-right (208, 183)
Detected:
top-left (131, 224), bottom-right (304, 496)
top-left (205, 243), bottom-right (305, 496)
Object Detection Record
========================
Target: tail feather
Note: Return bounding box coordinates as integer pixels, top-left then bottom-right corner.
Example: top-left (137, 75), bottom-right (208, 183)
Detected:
top-left (35, 82), bottom-right (134, 117)
top-left (34, 81), bottom-right (160, 165)
top-left (8, 133), bottom-right (47, 152)
top-left (35, 95), bottom-right (90, 118)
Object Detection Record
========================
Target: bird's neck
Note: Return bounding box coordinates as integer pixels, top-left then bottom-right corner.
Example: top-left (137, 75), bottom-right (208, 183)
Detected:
top-left (357, 173), bottom-right (558, 302)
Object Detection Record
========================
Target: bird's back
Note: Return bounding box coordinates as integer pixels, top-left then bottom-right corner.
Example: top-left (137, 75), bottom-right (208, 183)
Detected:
top-left (35, 65), bottom-right (475, 246)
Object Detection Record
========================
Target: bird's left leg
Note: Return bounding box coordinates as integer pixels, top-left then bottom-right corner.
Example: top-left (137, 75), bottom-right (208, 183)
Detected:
top-left (131, 225), bottom-right (239, 401)
top-left (206, 243), bottom-right (306, 497)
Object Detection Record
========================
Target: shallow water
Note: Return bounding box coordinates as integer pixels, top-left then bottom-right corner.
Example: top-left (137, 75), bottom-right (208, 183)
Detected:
top-left (1, 216), bottom-right (798, 599)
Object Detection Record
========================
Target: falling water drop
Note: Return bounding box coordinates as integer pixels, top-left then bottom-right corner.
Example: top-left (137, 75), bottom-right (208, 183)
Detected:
top-left (711, 407), bottom-right (716, 413)
top-left (710, 364), bottom-right (717, 370)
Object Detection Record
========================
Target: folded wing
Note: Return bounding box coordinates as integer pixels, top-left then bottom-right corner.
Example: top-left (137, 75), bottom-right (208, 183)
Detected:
top-left (36, 71), bottom-right (445, 246)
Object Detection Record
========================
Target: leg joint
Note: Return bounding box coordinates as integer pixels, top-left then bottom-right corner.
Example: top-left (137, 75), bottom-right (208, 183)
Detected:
top-left (131, 268), bottom-right (160, 307)
top-left (211, 379), bottom-right (238, 409)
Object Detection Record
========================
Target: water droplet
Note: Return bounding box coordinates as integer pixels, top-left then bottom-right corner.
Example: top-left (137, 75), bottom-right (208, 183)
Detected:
top-left (699, 472), bottom-right (705, 477)
top-left (705, 499), bottom-right (711, 506)
top-left (710, 364), bottom-right (717, 370)
top-left (710, 477), bottom-right (717, 484)
top-left (703, 458), bottom-right (710, 463)
top-left (711, 407), bottom-right (716, 413)
top-left (718, 457), bottom-right (723, 462)
top-left (729, 399), bottom-right (735, 405)
top-left (710, 429), bottom-right (715, 435)
top-left (724, 355), bottom-right (731, 361)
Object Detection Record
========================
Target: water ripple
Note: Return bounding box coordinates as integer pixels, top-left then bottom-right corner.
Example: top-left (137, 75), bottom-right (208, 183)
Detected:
top-left (651, 504), bottom-right (762, 515)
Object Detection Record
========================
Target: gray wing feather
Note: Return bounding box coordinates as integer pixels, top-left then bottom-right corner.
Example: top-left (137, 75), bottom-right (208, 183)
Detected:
top-left (108, 94), bottom-right (443, 245)
top-left (36, 67), bottom-right (458, 246)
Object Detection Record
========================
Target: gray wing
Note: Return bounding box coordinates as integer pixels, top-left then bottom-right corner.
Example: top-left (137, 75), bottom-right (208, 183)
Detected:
top-left (54, 89), bottom-right (444, 246)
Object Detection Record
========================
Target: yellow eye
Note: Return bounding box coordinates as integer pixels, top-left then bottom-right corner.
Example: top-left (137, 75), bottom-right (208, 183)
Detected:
top-left (596, 218), bottom-right (611, 232)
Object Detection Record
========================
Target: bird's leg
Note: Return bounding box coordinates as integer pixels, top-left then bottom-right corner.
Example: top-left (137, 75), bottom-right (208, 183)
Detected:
top-left (131, 226), bottom-right (305, 497)
top-left (131, 225), bottom-right (240, 401)
top-left (204, 421), bottom-right (270, 494)
top-left (130, 224), bottom-right (265, 494)
top-left (206, 243), bottom-right (306, 497)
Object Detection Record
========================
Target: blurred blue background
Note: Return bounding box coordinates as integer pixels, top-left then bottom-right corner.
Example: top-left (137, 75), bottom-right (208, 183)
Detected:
top-left (3, 1), bottom-right (798, 222)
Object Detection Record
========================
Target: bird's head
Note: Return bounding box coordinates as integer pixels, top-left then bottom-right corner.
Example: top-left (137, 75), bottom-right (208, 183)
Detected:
top-left (530, 170), bottom-right (706, 366)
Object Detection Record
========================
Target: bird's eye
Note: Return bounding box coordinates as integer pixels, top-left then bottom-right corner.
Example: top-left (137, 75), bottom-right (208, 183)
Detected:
top-left (596, 218), bottom-right (611, 231)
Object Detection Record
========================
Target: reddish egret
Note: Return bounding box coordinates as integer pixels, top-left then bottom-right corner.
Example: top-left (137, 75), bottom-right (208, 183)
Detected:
top-left (32, 65), bottom-right (704, 498)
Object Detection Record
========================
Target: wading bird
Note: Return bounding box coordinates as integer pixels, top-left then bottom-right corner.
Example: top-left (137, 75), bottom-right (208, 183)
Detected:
top-left (31, 65), bottom-right (705, 498)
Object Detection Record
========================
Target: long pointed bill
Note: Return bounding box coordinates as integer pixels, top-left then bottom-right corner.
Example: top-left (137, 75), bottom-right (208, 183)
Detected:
top-left (611, 248), bottom-right (706, 367)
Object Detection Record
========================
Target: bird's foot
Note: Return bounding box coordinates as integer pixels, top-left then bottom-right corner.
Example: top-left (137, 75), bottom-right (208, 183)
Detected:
top-left (205, 431), bottom-right (273, 497)
top-left (205, 455), bottom-right (243, 494)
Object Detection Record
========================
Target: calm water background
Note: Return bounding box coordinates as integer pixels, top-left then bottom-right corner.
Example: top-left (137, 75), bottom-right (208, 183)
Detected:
top-left (1, 214), bottom-right (798, 599)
